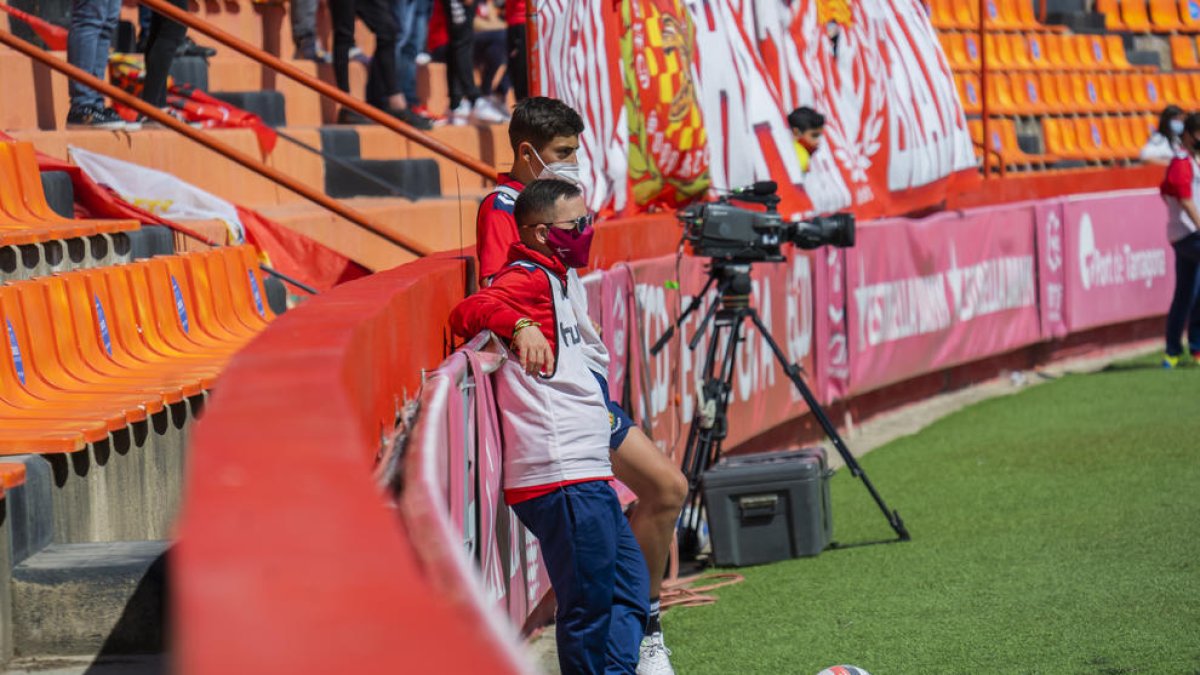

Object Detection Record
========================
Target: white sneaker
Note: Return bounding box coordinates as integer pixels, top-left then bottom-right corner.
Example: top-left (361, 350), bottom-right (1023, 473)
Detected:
top-left (449, 100), bottom-right (472, 126)
top-left (470, 97), bottom-right (508, 125)
top-left (637, 632), bottom-right (675, 675)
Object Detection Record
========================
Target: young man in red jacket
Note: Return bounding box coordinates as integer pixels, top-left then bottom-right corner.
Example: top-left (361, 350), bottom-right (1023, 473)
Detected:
top-left (451, 179), bottom-right (648, 674)
top-left (475, 97), bottom-right (686, 675)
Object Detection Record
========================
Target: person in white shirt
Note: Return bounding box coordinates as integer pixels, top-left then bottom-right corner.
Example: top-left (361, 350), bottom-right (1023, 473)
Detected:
top-left (1157, 113), bottom-right (1200, 367)
top-left (1141, 104), bottom-right (1186, 165)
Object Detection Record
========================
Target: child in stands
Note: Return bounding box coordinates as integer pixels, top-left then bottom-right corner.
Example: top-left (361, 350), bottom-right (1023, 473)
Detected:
top-left (449, 179), bottom-right (648, 674)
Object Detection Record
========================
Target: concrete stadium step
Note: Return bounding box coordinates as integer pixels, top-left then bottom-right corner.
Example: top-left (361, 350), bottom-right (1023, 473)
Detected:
top-left (10, 541), bottom-right (169, 658)
top-left (257, 193), bottom-right (485, 270)
top-left (211, 90), bottom-right (288, 127)
top-left (10, 124), bottom-right (507, 208)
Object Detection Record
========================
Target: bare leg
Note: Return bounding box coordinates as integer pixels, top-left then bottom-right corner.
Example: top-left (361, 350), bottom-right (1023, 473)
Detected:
top-left (610, 427), bottom-right (688, 598)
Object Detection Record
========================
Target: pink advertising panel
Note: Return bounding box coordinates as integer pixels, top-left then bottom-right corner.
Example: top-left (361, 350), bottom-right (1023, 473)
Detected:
top-left (845, 205), bottom-right (1043, 395)
top-left (1060, 191), bottom-right (1174, 332)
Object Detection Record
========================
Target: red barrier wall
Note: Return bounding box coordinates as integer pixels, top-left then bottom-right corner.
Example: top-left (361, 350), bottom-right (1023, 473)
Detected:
top-left (173, 257), bottom-right (529, 674)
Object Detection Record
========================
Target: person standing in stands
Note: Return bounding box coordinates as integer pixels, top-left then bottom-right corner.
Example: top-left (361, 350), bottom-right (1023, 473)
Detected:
top-left (503, 0), bottom-right (528, 101)
top-left (392, 0), bottom-right (433, 121)
top-left (787, 106), bottom-right (825, 175)
top-left (450, 179), bottom-right (649, 675)
top-left (475, 96), bottom-right (686, 675)
top-left (1158, 112), bottom-right (1200, 368)
top-left (66, 0), bottom-right (127, 128)
top-left (330, 0), bottom-right (433, 129)
top-left (139, 0), bottom-right (189, 123)
top-left (1141, 104), bottom-right (1186, 166)
top-left (292, 0), bottom-right (332, 63)
top-left (442, 0), bottom-right (506, 123)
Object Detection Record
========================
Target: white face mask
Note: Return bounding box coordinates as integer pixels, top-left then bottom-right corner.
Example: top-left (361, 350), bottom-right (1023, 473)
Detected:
top-left (539, 161), bottom-right (581, 184)
top-left (1171, 119), bottom-right (1186, 136)
top-left (528, 146), bottom-right (582, 185)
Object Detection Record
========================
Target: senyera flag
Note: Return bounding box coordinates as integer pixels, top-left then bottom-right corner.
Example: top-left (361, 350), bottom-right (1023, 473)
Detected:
top-left (535, 0), bottom-right (977, 219)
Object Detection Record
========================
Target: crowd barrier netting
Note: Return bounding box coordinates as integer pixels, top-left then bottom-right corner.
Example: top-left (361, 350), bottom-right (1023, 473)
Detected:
top-left (400, 189), bottom-right (1173, 629)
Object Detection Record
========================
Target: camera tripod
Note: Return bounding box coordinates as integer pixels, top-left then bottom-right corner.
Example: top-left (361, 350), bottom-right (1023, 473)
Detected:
top-left (650, 262), bottom-right (910, 558)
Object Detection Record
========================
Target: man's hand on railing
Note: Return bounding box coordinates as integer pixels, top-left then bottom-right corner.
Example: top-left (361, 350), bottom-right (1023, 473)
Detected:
top-left (513, 322), bottom-right (555, 376)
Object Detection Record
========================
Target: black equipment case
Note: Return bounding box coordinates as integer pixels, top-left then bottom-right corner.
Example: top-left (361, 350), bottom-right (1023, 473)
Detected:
top-left (701, 447), bottom-right (832, 567)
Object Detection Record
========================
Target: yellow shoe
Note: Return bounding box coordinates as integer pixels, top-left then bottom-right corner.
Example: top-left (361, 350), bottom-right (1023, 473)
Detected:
top-left (1163, 353), bottom-right (1181, 369)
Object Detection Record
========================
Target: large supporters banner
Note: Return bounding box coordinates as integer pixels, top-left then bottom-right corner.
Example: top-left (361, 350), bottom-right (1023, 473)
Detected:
top-left (536, 0), bottom-right (977, 218)
top-left (844, 207), bottom-right (1043, 396)
top-left (616, 252), bottom-right (817, 462)
top-left (1058, 191), bottom-right (1174, 332)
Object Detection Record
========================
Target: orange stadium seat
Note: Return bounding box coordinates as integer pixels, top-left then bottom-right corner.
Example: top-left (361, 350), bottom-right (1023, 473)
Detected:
top-left (1121, 0), bottom-right (1155, 31)
top-left (1007, 34), bottom-right (1035, 69)
top-left (962, 33), bottom-right (983, 68)
top-left (1045, 34), bottom-right (1082, 70)
top-left (1105, 36), bottom-right (1136, 70)
top-left (1118, 117), bottom-right (1146, 152)
top-left (1026, 33), bottom-right (1051, 69)
top-left (1037, 72), bottom-right (1070, 111)
top-left (1096, 0), bottom-right (1128, 29)
top-left (941, 33), bottom-right (975, 70)
top-left (1181, 0), bottom-right (1200, 30)
top-left (955, 0), bottom-right (980, 29)
top-left (1174, 72), bottom-right (1200, 105)
top-left (1190, 72), bottom-right (1200, 102)
top-left (1134, 73), bottom-right (1164, 109)
top-left (1075, 117), bottom-right (1126, 161)
top-left (1170, 35), bottom-right (1199, 69)
top-left (1150, 0), bottom-right (1184, 29)
top-left (928, 0), bottom-right (957, 28)
top-left (1160, 72), bottom-right (1183, 104)
top-left (1071, 35), bottom-right (1102, 69)
top-left (957, 73), bottom-right (983, 114)
top-left (1096, 73), bottom-right (1133, 112)
top-left (1102, 116), bottom-right (1133, 157)
top-left (1010, 72), bottom-right (1053, 113)
top-left (987, 73), bottom-right (1020, 114)
top-left (1043, 118), bottom-right (1088, 160)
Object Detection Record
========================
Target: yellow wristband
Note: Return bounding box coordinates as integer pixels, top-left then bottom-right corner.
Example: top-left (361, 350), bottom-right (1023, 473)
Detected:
top-left (512, 318), bottom-right (540, 339)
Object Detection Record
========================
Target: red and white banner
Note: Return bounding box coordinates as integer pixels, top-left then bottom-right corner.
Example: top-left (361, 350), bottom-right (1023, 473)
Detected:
top-left (845, 207), bottom-right (1042, 396)
top-left (1059, 191), bottom-right (1174, 332)
top-left (1035, 200), bottom-right (1069, 340)
top-left (536, 0), bottom-right (977, 218)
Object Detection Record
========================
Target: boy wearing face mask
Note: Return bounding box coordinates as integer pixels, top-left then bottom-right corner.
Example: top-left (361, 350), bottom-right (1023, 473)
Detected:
top-left (450, 179), bottom-right (649, 675)
top-left (475, 96), bottom-right (687, 675)
top-left (476, 96), bottom-right (585, 282)
top-left (787, 106), bottom-right (826, 175)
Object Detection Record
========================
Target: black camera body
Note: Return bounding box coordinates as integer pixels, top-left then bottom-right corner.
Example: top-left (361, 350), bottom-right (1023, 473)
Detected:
top-left (679, 182), bottom-right (856, 263)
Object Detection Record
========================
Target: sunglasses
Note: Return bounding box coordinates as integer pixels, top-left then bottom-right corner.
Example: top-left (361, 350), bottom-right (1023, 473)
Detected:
top-left (532, 213), bottom-right (595, 234)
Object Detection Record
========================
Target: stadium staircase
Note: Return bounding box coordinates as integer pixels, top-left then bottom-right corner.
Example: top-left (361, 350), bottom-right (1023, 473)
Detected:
top-left (0, 0), bottom-right (1185, 670)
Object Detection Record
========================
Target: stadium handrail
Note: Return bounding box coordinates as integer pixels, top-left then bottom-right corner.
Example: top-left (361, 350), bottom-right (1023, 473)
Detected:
top-left (136, 0), bottom-right (499, 183)
top-left (0, 28), bottom-right (431, 257)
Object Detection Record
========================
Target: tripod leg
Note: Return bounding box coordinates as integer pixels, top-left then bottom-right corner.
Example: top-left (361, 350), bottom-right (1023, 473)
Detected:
top-left (745, 309), bottom-right (910, 541)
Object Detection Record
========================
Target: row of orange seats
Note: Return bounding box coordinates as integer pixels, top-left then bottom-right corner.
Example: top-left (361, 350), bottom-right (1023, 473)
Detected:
top-left (927, 0), bottom-right (1062, 32)
top-left (1043, 116), bottom-right (1160, 161)
top-left (0, 246), bottom-right (274, 455)
top-left (940, 32), bottom-right (1139, 72)
top-left (957, 71), bottom-right (1197, 115)
top-left (1096, 0), bottom-right (1200, 32)
top-left (970, 117), bottom-right (1159, 167)
top-left (0, 142), bottom-right (137, 247)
